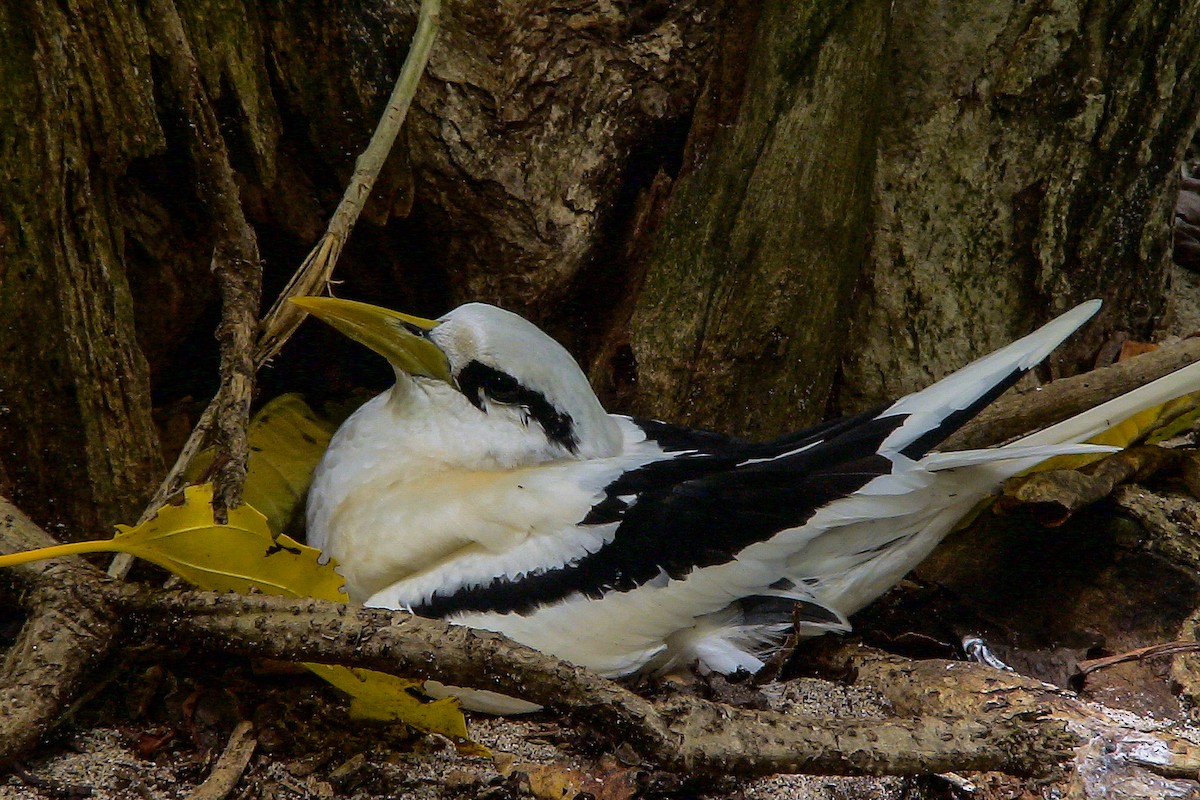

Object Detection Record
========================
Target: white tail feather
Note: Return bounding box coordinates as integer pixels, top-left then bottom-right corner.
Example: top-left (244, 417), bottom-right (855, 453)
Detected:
top-left (882, 300), bottom-right (1103, 455)
top-left (921, 443), bottom-right (1119, 471)
top-left (1016, 359), bottom-right (1200, 447)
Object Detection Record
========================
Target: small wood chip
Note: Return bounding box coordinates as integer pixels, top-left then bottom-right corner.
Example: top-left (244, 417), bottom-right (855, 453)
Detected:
top-left (186, 720), bottom-right (257, 800)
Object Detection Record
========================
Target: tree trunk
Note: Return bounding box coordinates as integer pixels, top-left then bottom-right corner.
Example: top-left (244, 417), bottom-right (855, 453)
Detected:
top-left (838, 0), bottom-right (1200, 413)
top-left (0, 0), bottom-right (164, 535)
top-left (621, 0), bottom-right (891, 437)
top-left (612, 0), bottom-right (1200, 435)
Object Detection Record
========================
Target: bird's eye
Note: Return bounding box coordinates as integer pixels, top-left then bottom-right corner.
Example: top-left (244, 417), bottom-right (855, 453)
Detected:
top-left (484, 381), bottom-right (523, 405)
top-left (457, 361), bottom-right (535, 411)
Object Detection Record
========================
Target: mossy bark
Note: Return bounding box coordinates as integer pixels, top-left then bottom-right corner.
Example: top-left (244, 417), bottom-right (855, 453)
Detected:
top-left (622, 0), bottom-right (891, 437)
top-left (616, 0), bottom-right (1200, 435)
top-left (837, 0), bottom-right (1200, 413)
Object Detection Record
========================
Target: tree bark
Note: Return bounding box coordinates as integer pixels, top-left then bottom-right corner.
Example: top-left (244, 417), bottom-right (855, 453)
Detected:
top-left (0, 0), bottom-right (164, 534)
top-left (261, 0), bottom-right (718, 317)
top-left (0, 498), bottom-right (120, 763)
top-left (838, 0), bottom-right (1200, 412)
top-left (622, 0), bottom-right (891, 436)
top-left (614, 0), bottom-right (1200, 435)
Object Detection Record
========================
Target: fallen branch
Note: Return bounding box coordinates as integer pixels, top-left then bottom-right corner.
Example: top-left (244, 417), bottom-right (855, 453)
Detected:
top-left (0, 493), bottom-right (1075, 778)
top-left (113, 588), bottom-right (1074, 778)
top-left (804, 641), bottom-right (1200, 792)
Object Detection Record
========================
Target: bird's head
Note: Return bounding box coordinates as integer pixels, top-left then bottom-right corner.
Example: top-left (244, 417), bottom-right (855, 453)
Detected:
top-left (291, 296), bottom-right (623, 461)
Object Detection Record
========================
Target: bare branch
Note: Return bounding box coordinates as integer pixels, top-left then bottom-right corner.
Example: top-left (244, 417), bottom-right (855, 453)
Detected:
top-left (144, 0), bottom-right (264, 524)
top-left (996, 446), bottom-right (1174, 524)
top-left (946, 337), bottom-right (1200, 450)
top-left (115, 588), bottom-right (1076, 778)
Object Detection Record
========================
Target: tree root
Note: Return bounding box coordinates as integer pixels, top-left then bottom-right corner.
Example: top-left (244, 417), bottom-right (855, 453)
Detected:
top-left (0, 493), bottom-right (1077, 779)
top-left (0, 499), bottom-right (118, 765)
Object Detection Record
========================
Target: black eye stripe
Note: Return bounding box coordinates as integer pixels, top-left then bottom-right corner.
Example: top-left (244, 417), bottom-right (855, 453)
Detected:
top-left (456, 361), bottom-right (579, 453)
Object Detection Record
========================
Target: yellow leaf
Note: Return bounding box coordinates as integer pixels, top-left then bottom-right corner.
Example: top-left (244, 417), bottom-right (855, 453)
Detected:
top-left (305, 663), bottom-right (471, 742)
top-left (187, 394), bottom-right (340, 535)
top-left (114, 483), bottom-right (345, 599)
top-left (1146, 405), bottom-right (1200, 444)
top-left (0, 484), bottom-right (473, 745)
top-left (0, 484), bottom-right (326, 597)
top-left (1032, 392), bottom-right (1200, 473)
top-left (1086, 393), bottom-right (1200, 448)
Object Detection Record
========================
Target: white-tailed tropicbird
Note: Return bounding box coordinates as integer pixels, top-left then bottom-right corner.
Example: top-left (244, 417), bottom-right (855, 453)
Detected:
top-left (292, 296), bottom-right (1200, 712)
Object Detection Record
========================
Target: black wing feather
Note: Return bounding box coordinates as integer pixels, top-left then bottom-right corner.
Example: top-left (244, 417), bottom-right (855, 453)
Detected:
top-left (412, 410), bottom-right (905, 619)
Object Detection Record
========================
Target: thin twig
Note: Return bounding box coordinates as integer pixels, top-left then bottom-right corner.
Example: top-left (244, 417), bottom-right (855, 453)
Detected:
top-left (186, 721), bottom-right (257, 800)
top-left (1076, 641), bottom-right (1200, 677)
top-left (145, 0), bottom-right (263, 525)
top-left (256, 0), bottom-right (442, 366)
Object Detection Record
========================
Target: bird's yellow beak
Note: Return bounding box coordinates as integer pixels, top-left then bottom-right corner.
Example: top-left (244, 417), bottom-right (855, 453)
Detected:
top-left (290, 296), bottom-right (452, 382)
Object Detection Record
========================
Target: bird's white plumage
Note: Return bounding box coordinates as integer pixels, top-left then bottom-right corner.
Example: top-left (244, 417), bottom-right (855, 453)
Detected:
top-left (302, 297), bottom-right (1199, 713)
top-left (309, 398), bottom-right (663, 605)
